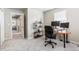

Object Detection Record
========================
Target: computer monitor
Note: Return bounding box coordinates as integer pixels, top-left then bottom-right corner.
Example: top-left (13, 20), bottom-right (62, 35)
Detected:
top-left (51, 21), bottom-right (60, 26)
top-left (60, 22), bottom-right (69, 28)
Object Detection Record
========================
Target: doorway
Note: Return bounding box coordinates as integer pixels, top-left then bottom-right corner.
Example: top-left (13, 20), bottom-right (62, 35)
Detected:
top-left (11, 12), bottom-right (24, 39)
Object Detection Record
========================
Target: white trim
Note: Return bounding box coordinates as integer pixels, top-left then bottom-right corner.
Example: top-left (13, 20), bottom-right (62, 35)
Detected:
top-left (10, 12), bottom-right (12, 40)
top-left (70, 40), bottom-right (79, 46)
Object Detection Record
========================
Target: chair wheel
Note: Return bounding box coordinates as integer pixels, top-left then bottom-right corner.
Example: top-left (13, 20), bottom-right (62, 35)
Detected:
top-left (52, 46), bottom-right (54, 48)
top-left (60, 39), bottom-right (63, 41)
top-left (45, 41), bottom-right (47, 43)
top-left (44, 44), bottom-right (46, 46)
top-left (55, 43), bottom-right (57, 45)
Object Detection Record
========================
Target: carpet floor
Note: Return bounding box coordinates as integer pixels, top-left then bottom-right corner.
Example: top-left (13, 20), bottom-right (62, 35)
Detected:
top-left (1, 37), bottom-right (79, 51)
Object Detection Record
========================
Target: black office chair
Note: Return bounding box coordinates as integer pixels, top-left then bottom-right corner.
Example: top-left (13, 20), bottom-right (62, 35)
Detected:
top-left (44, 26), bottom-right (57, 48)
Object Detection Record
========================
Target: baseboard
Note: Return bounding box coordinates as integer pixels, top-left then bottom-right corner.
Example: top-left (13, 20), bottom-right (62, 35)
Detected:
top-left (70, 40), bottom-right (79, 46)
top-left (27, 36), bottom-right (33, 40)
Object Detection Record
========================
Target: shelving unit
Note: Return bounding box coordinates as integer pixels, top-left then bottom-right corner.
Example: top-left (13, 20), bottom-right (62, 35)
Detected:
top-left (33, 21), bottom-right (43, 38)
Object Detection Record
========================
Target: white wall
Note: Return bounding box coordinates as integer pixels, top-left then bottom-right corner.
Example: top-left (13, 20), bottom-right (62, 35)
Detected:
top-left (27, 8), bottom-right (43, 39)
top-left (44, 10), bottom-right (54, 25)
top-left (67, 8), bottom-right (79, 42)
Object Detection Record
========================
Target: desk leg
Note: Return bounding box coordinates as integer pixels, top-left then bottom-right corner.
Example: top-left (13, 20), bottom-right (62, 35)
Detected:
top-left (64, 34), bottom-right (66, 48)
top-left (66, 34), bottom-right (70, 43)
top-left (59, 34), bottom-right (63, 41)
top-left (45, 37), bottom-right (47, 40)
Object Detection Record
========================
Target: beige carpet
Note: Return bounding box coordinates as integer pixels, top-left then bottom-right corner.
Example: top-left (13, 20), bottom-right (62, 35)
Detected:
top-left (1, 37), bottom-right (79, 51)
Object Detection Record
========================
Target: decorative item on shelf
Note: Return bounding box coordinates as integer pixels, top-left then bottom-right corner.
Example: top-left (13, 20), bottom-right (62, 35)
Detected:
top-left (33, 20), bottom-right (43, 38)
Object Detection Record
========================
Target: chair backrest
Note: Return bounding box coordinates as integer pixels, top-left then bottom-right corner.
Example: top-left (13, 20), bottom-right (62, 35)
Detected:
top-left (44, 26), bottom-right (54, 37)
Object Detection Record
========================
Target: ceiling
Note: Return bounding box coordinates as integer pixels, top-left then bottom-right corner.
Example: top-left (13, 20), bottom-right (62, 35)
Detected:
top-left (11, 8), bottom-right (54, 12)
top-left (34, 8), bottom-right (54, 12)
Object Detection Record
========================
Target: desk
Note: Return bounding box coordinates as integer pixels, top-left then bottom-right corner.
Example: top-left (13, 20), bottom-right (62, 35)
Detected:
top-left (57, 31), bottom-right (71, 48)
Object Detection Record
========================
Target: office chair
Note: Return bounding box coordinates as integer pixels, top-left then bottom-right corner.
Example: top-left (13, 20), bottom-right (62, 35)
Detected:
top-left (44, 26), bottom-right (57, 48)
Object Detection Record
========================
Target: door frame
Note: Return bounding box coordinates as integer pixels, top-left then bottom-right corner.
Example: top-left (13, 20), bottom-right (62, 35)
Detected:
top-left (10, 12), bottom-right (24, 39)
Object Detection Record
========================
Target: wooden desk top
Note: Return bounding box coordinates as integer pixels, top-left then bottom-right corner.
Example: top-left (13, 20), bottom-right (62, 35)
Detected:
top-left (57, 31), bottom-right (71, 35)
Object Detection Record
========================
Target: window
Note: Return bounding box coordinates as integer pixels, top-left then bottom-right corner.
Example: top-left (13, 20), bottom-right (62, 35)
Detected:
top-left (54, 10), bottom-right (67, 22)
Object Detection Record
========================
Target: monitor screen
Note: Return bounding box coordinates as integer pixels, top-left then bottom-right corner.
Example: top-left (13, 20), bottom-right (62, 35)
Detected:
top-left (60, 22), bottom-right (69, 28)
top-left (51, 21), bottom-right (60, 26)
